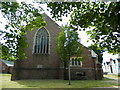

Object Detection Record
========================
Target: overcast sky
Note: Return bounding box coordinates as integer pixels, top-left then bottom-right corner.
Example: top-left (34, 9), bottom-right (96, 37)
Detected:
top-left (1, 1), bottom-right (118, 62)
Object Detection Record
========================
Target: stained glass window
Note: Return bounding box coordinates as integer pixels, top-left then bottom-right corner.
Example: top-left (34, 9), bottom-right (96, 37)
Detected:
top-left (34, 28), bottom-right (49, 54)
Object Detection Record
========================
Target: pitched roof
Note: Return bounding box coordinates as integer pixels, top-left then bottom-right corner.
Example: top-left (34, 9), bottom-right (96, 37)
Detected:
top-left (0, 59), bottom-right (14, 67)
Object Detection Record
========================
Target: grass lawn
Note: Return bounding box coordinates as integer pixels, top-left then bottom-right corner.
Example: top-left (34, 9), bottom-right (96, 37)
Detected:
top-left (1, 74), bottom-right (118, 88)
top-left (104, 74), bottom-right (119, 79)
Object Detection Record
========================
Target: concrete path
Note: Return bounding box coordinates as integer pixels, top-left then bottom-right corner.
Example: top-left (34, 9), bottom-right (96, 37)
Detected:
top-left (104, 76), bottom-right (118, 80)
top-left (92, 76), bottom-right (120, 89)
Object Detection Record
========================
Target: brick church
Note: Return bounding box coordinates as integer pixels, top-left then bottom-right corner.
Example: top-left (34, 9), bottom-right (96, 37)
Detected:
top-left (11, 14), bottom-right (103, 80)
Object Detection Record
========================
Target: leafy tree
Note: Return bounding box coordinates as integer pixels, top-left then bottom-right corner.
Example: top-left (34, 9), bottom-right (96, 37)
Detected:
top-left (47, 2), bottom-right (120, 54)
top-left (0, 44), bottom-right (15, 61)
top-left (0, 44), bottom-right (2, 58)
top-left (1, 1), bottom-right (119, 62)
top-left (0, 2), bottom-right (46, 60)
top-left (57, 25), bottom-right (84, 84)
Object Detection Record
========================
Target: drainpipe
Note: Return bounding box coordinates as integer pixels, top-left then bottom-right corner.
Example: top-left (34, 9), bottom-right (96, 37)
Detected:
top-left (92, 57), bottom-right (97, 80)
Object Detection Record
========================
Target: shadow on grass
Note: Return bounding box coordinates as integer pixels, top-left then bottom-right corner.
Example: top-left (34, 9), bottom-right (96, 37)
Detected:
top-left (1, 74), bottom-right (118, 88)
top-left (12, 79), bottom-right (118, 88)
top-left (13, 79), bottom-right (70, 88)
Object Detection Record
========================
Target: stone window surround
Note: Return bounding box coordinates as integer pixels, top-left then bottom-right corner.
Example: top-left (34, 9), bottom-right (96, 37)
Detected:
top-left (2, 66), bottom-right (6, 70)
top-left (32, 27), bottom-right (50, 54)
top-left (70, 58), bottom-right (82, 67)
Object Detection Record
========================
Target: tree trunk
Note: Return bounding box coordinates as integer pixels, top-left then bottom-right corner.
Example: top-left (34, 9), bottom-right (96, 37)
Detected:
top-left (68, 55), bottom-right (71, 85)
top-left (64, 61), bottom-right (68, 80)
top-left (68, 61), bottom-right (71, 85)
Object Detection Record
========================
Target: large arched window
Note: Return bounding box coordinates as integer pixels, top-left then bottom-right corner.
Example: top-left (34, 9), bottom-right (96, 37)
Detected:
top-left (34, 28), bottom-right (49, 54)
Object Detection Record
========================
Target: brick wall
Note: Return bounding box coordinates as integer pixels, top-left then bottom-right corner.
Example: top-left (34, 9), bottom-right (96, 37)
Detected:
top-left (0, 61), bottom-right (9, 73)
top-left (11, 14), bottom-right (63, 80)
top-left (11, 14), bottom-right (103, 80)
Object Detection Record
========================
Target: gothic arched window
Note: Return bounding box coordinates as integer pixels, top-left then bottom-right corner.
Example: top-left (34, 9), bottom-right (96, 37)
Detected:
top-left (34, 28), bottom-right (49, 54)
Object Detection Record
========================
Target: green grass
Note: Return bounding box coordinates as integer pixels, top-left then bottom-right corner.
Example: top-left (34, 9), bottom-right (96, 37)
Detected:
top-left (1, 74), bottom-right (118, 88)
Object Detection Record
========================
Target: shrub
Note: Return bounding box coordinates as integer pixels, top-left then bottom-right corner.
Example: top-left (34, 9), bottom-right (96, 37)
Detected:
top-left (118, 73), bottom-right (120, 77)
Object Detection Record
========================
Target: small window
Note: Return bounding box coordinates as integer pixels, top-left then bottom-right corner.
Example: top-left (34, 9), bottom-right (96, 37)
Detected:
top-left (75, 60), bottom-right (78, 65)
top-left (71, 58), bottom-right (82, 66)
top-left (78, 61), bottom-right (80, 65)
top-left (72, 58), bottom-right (74, 65)
top-left (34, 28), bottom-right (49, 54)
top-left (2, 66), bottom-right (5, 70)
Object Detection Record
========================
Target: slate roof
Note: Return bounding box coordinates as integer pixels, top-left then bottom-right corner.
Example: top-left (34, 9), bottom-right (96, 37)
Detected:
top-left (0, 59), bottom-right (14, 67)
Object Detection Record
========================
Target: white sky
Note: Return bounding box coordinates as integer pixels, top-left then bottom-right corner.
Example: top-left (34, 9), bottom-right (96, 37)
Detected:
top-left (0, 1), bottom-right (118, 62)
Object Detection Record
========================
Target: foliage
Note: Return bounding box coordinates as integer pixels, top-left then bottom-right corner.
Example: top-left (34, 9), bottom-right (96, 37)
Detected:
top-left (47, 2), bottom-right (120, 54)
top-left (1, 1), bottom-right (119, 61)
top-left (57, 25), bottom-right (84, 81)
top-left (1, 45), bottom-right (15, 61)
top-left (0, 44), bottom-right (2, 57)
top-left (56, 29), bottom-right (67, 62)
top-left (118, 73), bottom-right (120, 77)
top-left (1, 45), bottom-right (9, 60)
top-left (57, 25), bottom-right (83, 63)
top-left (0, 2), bottom-right (46, 60)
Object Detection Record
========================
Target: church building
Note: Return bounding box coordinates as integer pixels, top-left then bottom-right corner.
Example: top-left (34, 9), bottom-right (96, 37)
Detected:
top-left (11, 14), bottom-right (103, 80)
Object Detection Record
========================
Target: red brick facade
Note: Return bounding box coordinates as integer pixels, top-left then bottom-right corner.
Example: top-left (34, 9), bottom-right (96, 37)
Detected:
top-left (0, 61), bottom-right (8, 73)
top-left (11, 14), bottom-right (103, 80)
top-left (0, 60), bottom-right (13, 74)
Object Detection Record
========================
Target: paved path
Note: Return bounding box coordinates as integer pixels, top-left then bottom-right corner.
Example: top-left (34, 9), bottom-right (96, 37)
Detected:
top-left (93, 77), bottom-right (120, 89)
top-left (104, 76), bottom-right (118, 80)
top-left (105, 76), bottom-right (120, 83)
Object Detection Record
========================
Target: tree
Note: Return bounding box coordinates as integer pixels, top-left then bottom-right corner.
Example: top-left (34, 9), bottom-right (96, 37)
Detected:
top-left (57, 25), bottom-right (84, 84)
top-left (47, 2), bottom-right (120, 54)
top-left (0, 44), bottom-right (16, 61)
top-left (0, 2), bottom-right (46, 60)
top-left (1, 1), bottom-right (119, 61)
top-left (0, 44), bottom-right (2, 58)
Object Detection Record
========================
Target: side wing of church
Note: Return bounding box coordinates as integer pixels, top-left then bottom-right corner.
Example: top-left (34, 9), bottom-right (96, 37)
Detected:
top-left (11, 14), bottom-right (103, 80)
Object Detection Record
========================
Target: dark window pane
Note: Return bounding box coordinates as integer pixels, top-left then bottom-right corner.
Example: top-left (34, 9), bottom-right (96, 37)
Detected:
top-left (34, 28), bottom-right (49, 54)
top-left (75, 60), bottom-right (77, 65)
top-left (78, 61), bottom-right (80, 65)
top-left (72, 59), bottom-right (74, 65)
